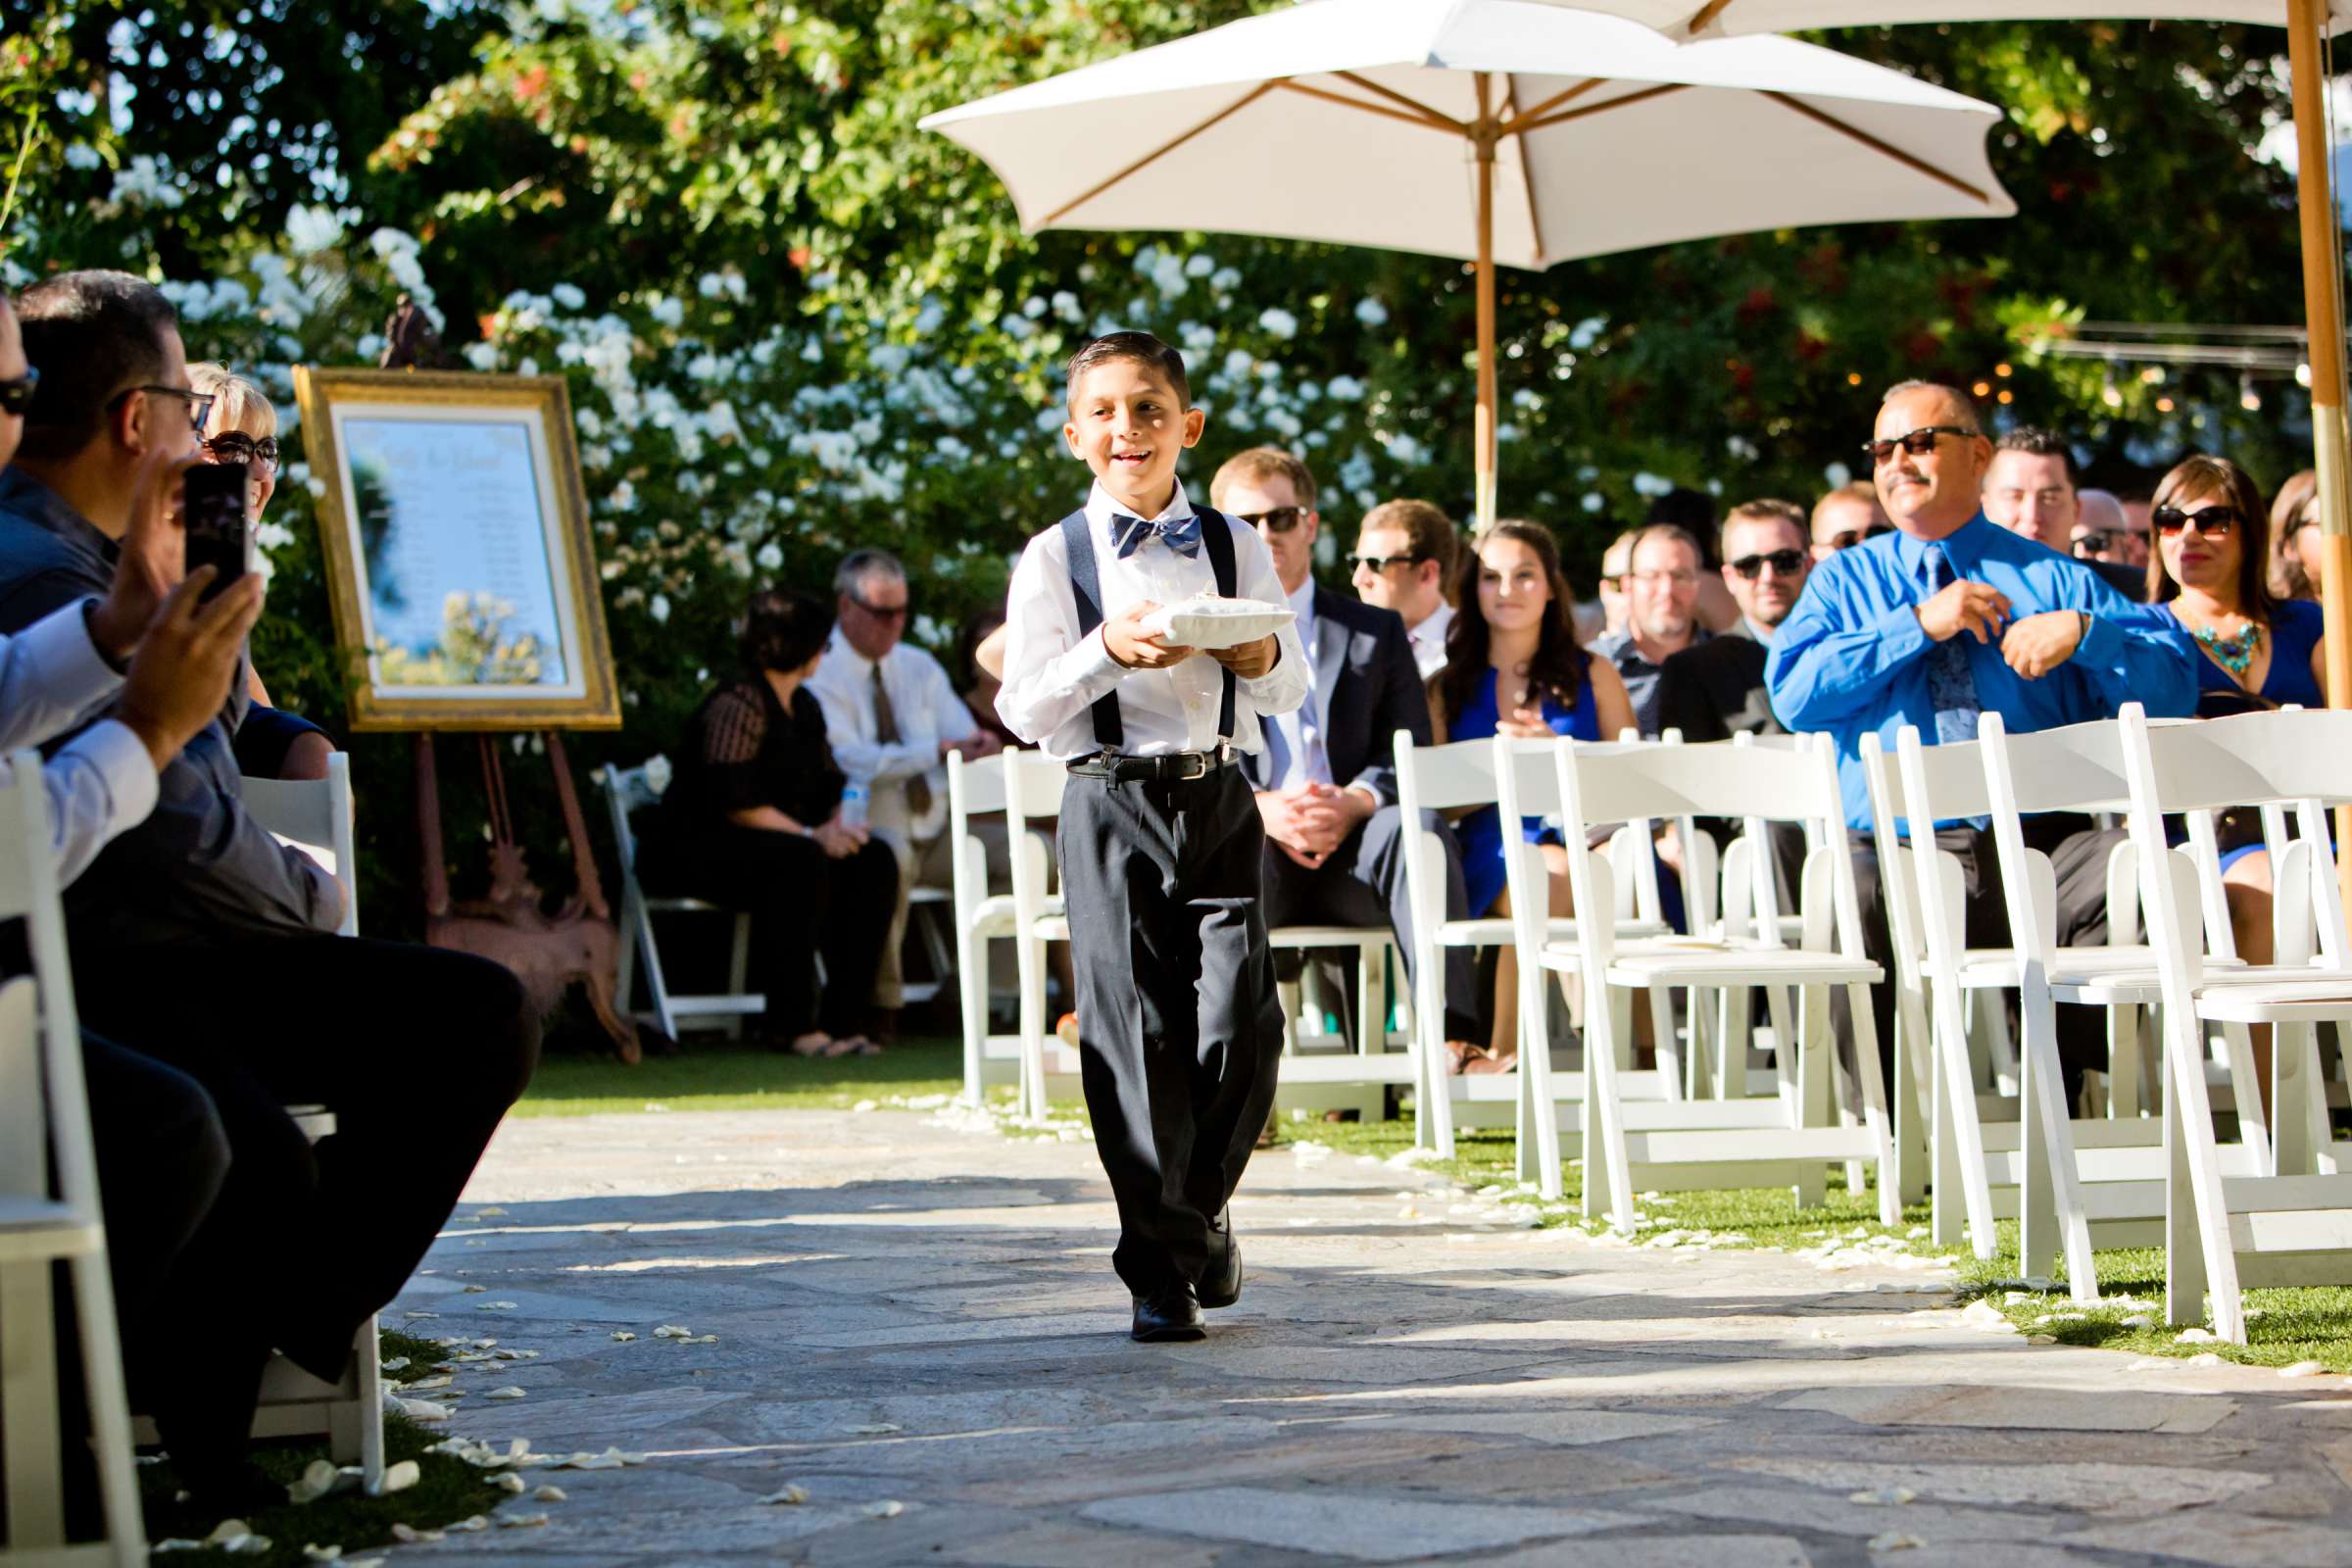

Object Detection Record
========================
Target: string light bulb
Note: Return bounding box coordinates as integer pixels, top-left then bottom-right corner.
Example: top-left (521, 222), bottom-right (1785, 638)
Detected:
top-left (2240, 372), bottom-right (2263, 412)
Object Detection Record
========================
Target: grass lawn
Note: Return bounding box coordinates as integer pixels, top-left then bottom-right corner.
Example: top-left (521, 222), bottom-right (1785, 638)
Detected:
top-left (1261, 1112), bottom-right (2352, 1373)
top-left (517, 1035), bottom-right (967, 1115)
top-left (134, 1333), bottom-right (511, 1565)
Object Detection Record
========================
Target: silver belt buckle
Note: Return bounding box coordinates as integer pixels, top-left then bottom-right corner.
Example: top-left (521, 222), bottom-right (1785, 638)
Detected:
top-left (1175, 752), bottom-right (1208, 781)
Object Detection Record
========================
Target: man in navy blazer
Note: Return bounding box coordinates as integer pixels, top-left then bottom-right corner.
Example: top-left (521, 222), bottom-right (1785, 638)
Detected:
top-left (1212, 450), bottom-right (1480, 1057)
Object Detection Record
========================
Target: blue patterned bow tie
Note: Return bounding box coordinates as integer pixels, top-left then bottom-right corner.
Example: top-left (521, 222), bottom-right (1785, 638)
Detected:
top-left (1110, 512), bottom-right (1202, 561)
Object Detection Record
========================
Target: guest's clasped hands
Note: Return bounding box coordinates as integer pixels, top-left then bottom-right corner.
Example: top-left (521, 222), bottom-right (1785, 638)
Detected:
top-left (1261, 781), bottom-right (1371, 869)
top-left (1102, 599), bottom-right (1279, 679)
top-left (1914, 575), bottom-right (2085, 679)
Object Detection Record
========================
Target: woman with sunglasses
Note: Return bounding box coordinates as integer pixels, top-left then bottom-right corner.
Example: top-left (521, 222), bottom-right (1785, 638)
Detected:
top-left (1431, 520), bottom-right (1636, 1074)
top-left (2268, 468), bottom-right (2323, 604)
top-left (2150, 453), bottom-right (2322, 1119)
top-left (189, 364), bottom-right (336, 782)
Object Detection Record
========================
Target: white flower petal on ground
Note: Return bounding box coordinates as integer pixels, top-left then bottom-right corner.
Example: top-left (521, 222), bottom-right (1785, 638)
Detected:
top-left (373, 1460), bottom-right (420, 1496)
top-left (301, 1546), bottom-right (342, 1563)
top-left (2186, 1352), bottom-right (2226, 1367)
top-left (495, 1348), bottom-right (541, 1360)
top-left (654, 1325), bottom-right (692, 1339)
top-left (397, 1398), bottom-right (452, 1422)
top-left (864, 1500), bottom-right (906, 1519)
top-left (486, 1386), bottom-right (528, 1400)
top-left (478, 1301), bottom-right (519, 1312)
top-left (286, 1460), bottom-right (344, 1504)
top-left (463, 1285), bottom-right (487, 1294)
top-left (378, 1357), bottom-right (410, 1373)
top-left (2121, 1314), bottom-right (2153, 1329)
top-left (389, 1524), bottom-right (444, 1544)
top-left (534, 1485), bottom-right (567, 1502)
top-left (612, 1331), bottom-right (637, 1342)
top-left (846, 1423), bottom-right (901, 1436)
top-left (494, 1473), bottom-right (528, 1494)
top-left (1868, 1533), bottom-right (1925, 1551)
top-left (401, 1375), bottom-right (454, 1392)
top-left (2027, 1334), bottom-right (2058, 1346)
top-left (2176, 1327), bottom-right (2218, 1344)
top-left (500, 1512), bottom-right (551, 1529)
top-left (760, 1485), bottom-right (810, 1505)
top-left (2280, 1361), bottom-right (2329, 1378)
top-left (1848, 1487), bottom-right (1916, 1505)
top-left (448, 1515), bottom-right (490, 1532)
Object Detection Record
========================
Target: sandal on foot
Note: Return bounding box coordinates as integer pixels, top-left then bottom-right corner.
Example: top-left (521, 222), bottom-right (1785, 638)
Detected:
top-left (785, 1032), bottom-right (834, 1058)
top-left (1437, 1039), bottom-right (1475, 1076)
top-left (1462, 1049), bottom-right (1518, 1076)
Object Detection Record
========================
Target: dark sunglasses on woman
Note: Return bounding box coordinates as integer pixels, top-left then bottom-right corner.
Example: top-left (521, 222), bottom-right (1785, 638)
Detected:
top-left (2155, 504), bottom-right (2239, 538)
top-left (204, 431), bottom-right (280, 469)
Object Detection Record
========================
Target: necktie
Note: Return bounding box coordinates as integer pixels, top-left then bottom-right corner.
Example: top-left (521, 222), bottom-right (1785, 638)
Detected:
top-left (872, 662), bottom-right (932, 816)
top-left (1110, 512), bottom-right (1202, 560)
top-left (1922, 543), bottom-right (1981, 745)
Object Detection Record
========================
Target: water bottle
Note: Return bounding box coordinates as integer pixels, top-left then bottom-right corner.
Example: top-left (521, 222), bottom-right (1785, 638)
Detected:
top-left (839, 780), bottom-right (868, 830)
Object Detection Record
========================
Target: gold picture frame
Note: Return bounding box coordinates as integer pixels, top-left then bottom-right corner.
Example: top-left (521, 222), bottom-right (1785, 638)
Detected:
top-left (295, 368), bottom-right (621, 732)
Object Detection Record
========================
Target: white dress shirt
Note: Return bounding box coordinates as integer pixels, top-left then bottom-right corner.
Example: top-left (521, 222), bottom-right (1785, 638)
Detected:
top-left (1406, 601), bottom-right (1454, 682)
top-left (997, 479), bottom-right (1309, 760)
top-left (806, 628), bottom-right (978, 839)
top-left (0, 601), bottom-right (159, 887)
top-left (1265, 576), bottom-right (1331, 790)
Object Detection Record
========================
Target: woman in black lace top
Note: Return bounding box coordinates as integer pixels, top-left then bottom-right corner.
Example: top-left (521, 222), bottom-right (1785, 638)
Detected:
top-left (637, 589), bottom-right (900, 1056)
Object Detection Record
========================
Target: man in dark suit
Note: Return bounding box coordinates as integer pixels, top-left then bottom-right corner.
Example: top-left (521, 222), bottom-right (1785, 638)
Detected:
top-left (1210, 449), bottom-right (1482, 1057)
top-left (1655, 499), bottom-right (1812, 899)
top-left (1984, 425), bottom-right (2145, 601)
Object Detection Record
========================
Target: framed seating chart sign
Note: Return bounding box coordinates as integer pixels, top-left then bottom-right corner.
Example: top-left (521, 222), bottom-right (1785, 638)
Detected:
top-left (294, 368), bottom-right (621, 731)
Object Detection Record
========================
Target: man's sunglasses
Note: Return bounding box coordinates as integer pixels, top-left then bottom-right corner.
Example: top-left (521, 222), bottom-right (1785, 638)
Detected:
top-left (848, 592), bottom-right (909, 621)
top-left (0, 367), bottom-right (37, 417)
top-left (1826, 523), bottom-right (1895, 552)
top-left (2155, 504), bottom-right (2240, 538)
top-left (1348, 552), bottom-right (1426, 573)
top-left (1860, 425), bottom-right (1976, 466)
top-left (1730, 548), bottom-right (1807, 580)
top-left (1234, 506), bottom-right (1308, 533)
top-left (205, 431), bottom-right (280, 470)
top-left (106, 383), bottom-right (216, 434)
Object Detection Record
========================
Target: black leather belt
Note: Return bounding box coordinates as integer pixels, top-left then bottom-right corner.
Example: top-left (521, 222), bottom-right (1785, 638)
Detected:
top-left (1066, 744), bottom-right (1237, 782)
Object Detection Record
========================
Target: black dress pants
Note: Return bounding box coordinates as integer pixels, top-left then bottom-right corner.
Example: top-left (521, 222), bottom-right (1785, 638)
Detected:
top-left (72, 936), bottom-right (539, 1461)
top-left (1844, 813), bottom-right (2124, 1102)
top-left (1260, 805), bottom-right (1482, 1045)
top-left (638, 825), bottom-right (900, 1039)
top-left (1059, 766), bottom-right (1283, 1298)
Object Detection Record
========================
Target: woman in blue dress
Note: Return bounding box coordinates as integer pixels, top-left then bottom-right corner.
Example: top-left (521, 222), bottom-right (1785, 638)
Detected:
top-left (2150, 454), bottom-right (2326, 1117)
top-left (1430, 520), bottom-right (1635, 1074)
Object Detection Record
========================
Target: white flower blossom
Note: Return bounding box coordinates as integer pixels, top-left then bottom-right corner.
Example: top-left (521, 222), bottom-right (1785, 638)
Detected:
top-left (1185, 254), bottom-right (1215, 278)
top-left (552, 282), bottom-right (587, 311)
top-left (650, 593), bottom-right (671, 623)
top-left (1632, 471), bottom-right (1673, 498)
top-left (610, 480), bottom-right (637, 511)
top-left (1569, 316), bottom-right (1606, 351)
top-left (285, 205), bottom-right (344, 254)
top-left (1326, 375), bottom-right (1365, 401)
top-left (756, 542), bottom-right (784, 570)
top-left (648, 295), bottom-right (685, 328)
top-left (463, 342), bottom-right (499, 371)
top-left (1355, 298), bottom-right (1389, 328)
top-left (1823, 461), bottom-right (1853, 488)
top-left (1257, 307), bottom-right (1298, 340)
top-left (1583, 492), bottom-right (1606, 512)
top-left (1210, 267), bottom-right (1241, 292)
top-left (1021, 295), bottom-right (1048, 319)
top-left (1052, 291), bottom-right (1082, 324)
top-left (63, 142), bottom-right (100, 172)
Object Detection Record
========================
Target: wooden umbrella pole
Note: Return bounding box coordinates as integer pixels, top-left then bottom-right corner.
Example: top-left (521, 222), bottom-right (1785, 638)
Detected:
top-left (2287, 0), bottom-right (2352, 901)
top-left (1475, 74), bottom-right (1500, 532)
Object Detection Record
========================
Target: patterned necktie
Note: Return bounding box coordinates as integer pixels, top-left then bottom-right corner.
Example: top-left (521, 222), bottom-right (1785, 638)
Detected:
top-left (872, 662), bottom-right (932, 816)
top-left (1110, 512), bottom-right (1202, 560)
top-left (1922, 542), bottom-right (1982, 745)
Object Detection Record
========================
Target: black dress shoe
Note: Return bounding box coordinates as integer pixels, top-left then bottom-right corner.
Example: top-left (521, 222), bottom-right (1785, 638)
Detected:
top-left (1198, 1232), bottom-right (1242, 1309)
top-left (1131, 1282), bottom-right (1206, 1343)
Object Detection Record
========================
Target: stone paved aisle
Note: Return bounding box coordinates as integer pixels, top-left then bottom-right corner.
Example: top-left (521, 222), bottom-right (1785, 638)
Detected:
top-left (382, 1109), bottom-right (2352, 1566)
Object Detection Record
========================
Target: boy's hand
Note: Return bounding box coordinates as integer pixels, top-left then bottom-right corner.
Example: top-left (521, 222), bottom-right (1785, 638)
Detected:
top-left (1103, 601), bottom-right (1195, 669)
top-left (1205, 634), bottom-right (1277, 680)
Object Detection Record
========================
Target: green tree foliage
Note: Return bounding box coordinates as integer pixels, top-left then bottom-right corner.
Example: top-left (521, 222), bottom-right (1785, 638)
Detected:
top-left (0, 1), bottom-right (2334, 948)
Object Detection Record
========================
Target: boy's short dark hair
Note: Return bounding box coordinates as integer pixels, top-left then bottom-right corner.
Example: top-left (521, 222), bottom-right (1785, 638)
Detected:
top-left (15, 270), bottom-right (181, 462)
top-left (1064, 330), bottom-right (1190, 411)
top-left (740, 588), bottom-right (835, 675)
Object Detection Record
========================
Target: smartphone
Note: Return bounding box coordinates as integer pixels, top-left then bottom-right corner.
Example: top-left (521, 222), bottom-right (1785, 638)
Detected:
top-left (182, 461), bottom-right (250, 601)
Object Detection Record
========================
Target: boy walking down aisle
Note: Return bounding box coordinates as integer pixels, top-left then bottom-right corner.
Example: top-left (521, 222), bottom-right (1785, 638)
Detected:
top-left (997, 331), bottom-right (1308, 1342)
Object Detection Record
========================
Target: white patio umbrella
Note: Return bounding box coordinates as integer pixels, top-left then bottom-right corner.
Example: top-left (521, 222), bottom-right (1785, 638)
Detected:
top-left (920, 0), bottom-right (2016, 526)
top-left (1553, 0), bottom-right (2352, 879)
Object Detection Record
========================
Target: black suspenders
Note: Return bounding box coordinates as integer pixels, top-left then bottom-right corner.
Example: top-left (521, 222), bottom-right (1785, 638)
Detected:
top-left (1058, 506), bottom-right (1239, 752)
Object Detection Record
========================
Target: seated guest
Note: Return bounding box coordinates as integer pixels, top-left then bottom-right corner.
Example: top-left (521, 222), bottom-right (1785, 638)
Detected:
top-left (638, 589), bottom-right (898, 1057)
top-left (1767, 380), bottom-right (2194, 1101)
top-left (2148, 454), bottom-right (2322, 1114)
top-left (956, 607), bottom-right (1020, 751)
top-left (2073, 488), bottom-right (2145, 569)
top-left (808, 548), bottom-right (1000, 1043)
top-left (1983, 426), bottom-right (2143, 601)
top-left (1433, 520), bottom-right (1636, 1071)
top-left (1594, 528), bottom-right (1636, 639)
top-left (1645, 485), bottom-right (1740, 633)
top-left (1212, 449), bottom-right (1482, 1075)
top-left (1592, 522), bottom-right (1707, 736)
top-left (1655, 498), bottom-right (1808, 745)
top-left (187, 362), bottom-right (336, 781)
top-left (6, 270), bottom-right (540, 1511)
top-left (1811, 479), bottom-right (1891, 562)
top-left (2269, 468), bottom-right (2322, 602)
top-left (1349, 497), bottom-right (1458, 680)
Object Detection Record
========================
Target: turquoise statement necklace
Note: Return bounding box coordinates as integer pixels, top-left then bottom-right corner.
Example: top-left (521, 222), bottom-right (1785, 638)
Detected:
top-left (2188, 616), bottom-right (2263, 677)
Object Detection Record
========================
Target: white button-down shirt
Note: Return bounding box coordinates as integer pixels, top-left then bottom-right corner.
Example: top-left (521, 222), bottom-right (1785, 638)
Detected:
top-left (806, 627), bottom-right (977, 838)
top-left (0, 601), bottom-right (159, 887)
top-left (1406, 601), bottom-right (1454, 682)
top-left (997, 479), bottom-right (1309, 760)
top-left (1266, 576), bottom-right (1331, 790)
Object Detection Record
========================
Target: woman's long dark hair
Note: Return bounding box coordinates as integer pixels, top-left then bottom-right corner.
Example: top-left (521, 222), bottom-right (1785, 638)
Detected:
top-left (1438, 519), bottom-right (1588, 728)
top-left (2149, 455), bottom-right (2275, 623)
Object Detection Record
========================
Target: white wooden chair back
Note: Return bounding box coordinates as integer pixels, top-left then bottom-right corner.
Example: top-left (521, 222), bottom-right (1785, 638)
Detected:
top-left (999, 751), bottom-right (1069, 1119)
top-left (242, 752), bottom-right (360, 937)
top-left (947, 750), bottom-right (1010, 1105)
top-left (0, 749), bottom-right (145, 1561)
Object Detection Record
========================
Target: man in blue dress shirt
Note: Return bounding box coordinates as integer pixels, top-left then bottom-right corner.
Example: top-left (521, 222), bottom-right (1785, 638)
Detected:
top-left (1766, 380), bottom-right (2195, 1098)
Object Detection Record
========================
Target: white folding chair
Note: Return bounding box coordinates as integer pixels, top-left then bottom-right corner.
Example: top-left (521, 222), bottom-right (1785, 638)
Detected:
top-left (0, 750), bottom-right (145, 1565)
top-left (1003, 751), bottom-right (1077, 1120)
top-left (1544, 732), bottom-right (1898, 1229)
top-left (946, 750), bottom-right (1066, 1106)
top-left (603, 763), bottom-right (762, 1040)
top-left (1393, 732), bottom-right (1663, 1156)
top-left (233, 754), bottom-right (385, 1489)
top-left (2118, 705), bottom-right (2352, 1340)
